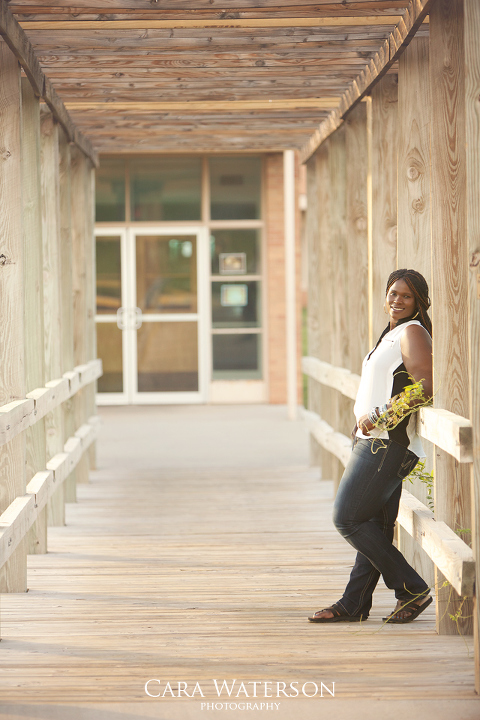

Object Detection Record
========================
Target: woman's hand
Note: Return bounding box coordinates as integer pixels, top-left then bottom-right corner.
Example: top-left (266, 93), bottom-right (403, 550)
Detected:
top-left (357, 414), bottom-right (374, 436)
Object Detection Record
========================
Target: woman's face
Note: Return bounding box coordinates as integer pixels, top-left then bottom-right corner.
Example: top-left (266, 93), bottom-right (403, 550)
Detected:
top-left (386, 279), bottom-right (417, 326)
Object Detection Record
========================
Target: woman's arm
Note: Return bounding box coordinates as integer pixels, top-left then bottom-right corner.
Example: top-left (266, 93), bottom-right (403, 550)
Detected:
top-left (357, 324), bottom-right (432, 435)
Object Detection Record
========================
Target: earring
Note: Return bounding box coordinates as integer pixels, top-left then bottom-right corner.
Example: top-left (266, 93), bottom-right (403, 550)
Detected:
top-left (412, 311), bottom-right (419, 319)
top-left (384, 302), bottom-right (389, 314)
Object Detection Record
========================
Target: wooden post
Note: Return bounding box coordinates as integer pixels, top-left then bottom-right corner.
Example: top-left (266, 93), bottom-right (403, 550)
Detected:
top-left (396, 36), bottom-right (435, 590)
top-left (284, 149), bottom-right (298, 421)
top-left (21, 77), bottom-right (48, 555)
top-left (40, 107), bottom-right (65, 527)
top-left (314, 142), bottom-right (334, 481)
top-left (0, 42), bottom-right (28, 593)
top-left (84, 159), bottom-right (97, 468)
top-left (305, 154), bottom-right (323, 471)
top-left (328, 126), bottom-right (349, 490)
top-left (345, 102), bottom-right (369, 375)
top-left (58, 128), bottom-right (77, 502)
top-left (70, 145), bottom-right (89, 484)
top-left (368, 73), bottom-right (399, 346)
top-left (464, 0), bottom-right (480, 689)
top-left (430, 0), bottom-right (473, 635)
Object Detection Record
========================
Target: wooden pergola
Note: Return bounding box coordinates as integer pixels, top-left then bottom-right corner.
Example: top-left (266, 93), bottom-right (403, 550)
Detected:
top-left (5, 0), bottom-right (428, 154)
top-left (1, 0), bottom-right (480, 700)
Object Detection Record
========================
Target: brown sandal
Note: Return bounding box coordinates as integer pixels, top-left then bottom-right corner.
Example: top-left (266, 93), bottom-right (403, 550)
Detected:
top-left (383, 595), bottom-right (433, 624)
top-left (308, 602), bottom-right (365, 623)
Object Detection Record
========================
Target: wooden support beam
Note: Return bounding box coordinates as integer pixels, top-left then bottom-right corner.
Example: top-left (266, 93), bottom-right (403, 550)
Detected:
top-left (70, 146), bottom-right (89, 485)
top-left (0, 0), bottom-right (97, 165)
top-left (368, 73), bottom-right (398, 346)
top-left (0, 42), bottom-right (27, 594)
top-left (464, 0), bottom-right (480, 691)
top-left (40, 107), bottom-right (65, 528)
top-left (345, 101), bottom-right (369, 376)
top-left (430, 0), bottom-right (473, 636)
top-left (300, 0), bottom-right (434, 162)
top-left (65, 100), bottom-right (340, 113)
top-left (19, 17), bottom-right (404, 30)
top-left (21, 76), bottom-right (48, 555)
top-left (396, 35), bottom-right (434, 588)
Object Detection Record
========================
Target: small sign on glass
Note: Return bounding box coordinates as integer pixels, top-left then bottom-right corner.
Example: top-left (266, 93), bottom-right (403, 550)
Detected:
top-left (219, 252), bottom-right (247, 275)
top-left (220, 284), bottom-right (248, 307)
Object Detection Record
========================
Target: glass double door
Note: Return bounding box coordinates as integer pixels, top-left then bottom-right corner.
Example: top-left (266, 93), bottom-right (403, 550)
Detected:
top-left (95, 228), bottom-right (208, 404)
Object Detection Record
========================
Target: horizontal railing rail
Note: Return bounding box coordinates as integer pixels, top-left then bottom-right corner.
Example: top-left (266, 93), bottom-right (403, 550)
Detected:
top-left (0, 359), bottom-right (102, 447)
top-left (302, 356), bottom-right (475, 597)
top-left (302, 356), bottom-right (473, 462)
top-left (0, 357), bottom-right (103, 570)
top-left (0, 416), bottom-right (100, 568)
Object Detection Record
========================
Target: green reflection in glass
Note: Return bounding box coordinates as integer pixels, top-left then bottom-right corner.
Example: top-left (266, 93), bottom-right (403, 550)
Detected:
top-left (95, 158), bottom-right (126, 221)
top-left (136, 235), bottom-right (197, 314)
top-left (96, 236), bottom-right (122, 313)
top-left (130, 157), bottom-right (201, 221)
top-left (212, 334), bottom-right (262, 380)
top-left (210, 156), bottom-right (261, 220)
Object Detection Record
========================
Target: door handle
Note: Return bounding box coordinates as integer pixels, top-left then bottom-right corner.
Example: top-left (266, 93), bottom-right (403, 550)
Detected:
top-left (133, 307), bottom-right (142, 330)
top-left (116, 307), bottom-right (127, 330)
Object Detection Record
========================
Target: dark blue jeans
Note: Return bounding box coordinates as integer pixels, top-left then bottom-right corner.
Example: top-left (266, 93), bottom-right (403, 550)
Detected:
top-left (332, 438), bottom-right (429, 618)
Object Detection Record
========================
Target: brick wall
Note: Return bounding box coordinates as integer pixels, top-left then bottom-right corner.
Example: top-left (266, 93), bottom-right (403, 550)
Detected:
top-left (264, 153), bottom-right (303, 404)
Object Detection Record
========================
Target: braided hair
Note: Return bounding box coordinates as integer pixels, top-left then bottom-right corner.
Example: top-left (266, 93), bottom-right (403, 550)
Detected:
top-left (385, 269), bottom-right (432, 336)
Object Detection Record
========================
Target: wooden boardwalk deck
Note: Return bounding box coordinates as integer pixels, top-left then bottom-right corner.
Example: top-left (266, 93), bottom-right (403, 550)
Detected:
top-left (0, 406), bottom-right (478, 720)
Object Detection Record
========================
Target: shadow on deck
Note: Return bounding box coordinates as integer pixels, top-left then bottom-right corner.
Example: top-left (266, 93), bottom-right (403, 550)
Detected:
top-left (0, 406), bottom-right (477, 720)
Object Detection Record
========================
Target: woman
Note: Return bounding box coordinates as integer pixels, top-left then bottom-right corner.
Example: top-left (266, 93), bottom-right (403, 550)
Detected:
top-left (308, 269), bottom-right (433, 624)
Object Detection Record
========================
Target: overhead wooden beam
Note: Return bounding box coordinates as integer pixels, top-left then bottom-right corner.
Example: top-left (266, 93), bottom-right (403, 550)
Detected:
top-left (300, 0), bottom-right (434, 162)
top-left (19, 17), bottom-right (403, 30)
top-left (0, 0), bottom-right (97, 165)
top-left (65, 99), bottom-right (340, 113)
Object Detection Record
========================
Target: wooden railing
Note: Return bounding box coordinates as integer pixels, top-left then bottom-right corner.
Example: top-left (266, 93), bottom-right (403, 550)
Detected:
top-left (302, 355), bottom-right (475, 597)
top-left (0, 358), bottom-right (102, 568)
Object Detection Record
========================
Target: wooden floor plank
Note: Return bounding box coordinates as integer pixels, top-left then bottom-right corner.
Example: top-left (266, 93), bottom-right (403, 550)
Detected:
top-left (0, 406), bottom-right (477, 716)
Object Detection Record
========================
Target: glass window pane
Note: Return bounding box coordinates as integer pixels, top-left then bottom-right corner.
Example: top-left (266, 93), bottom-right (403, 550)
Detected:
top-left (212, 281), bottom-right (260, 328)
top-left (136, 235), bottom-right (197, 314)
top-left (96, 323), bottom-right (123, 392)
top-left (137, 322), bottom-right (198, 392)
top-left (210, 229), bottom-right (261, 275)
top-left (130, 157), bottom-right (201, 221)
top-left (96, 236), bottom-right (122, 314)
top-left (210, 156), bottom-right (261, 220)
top-left (95, 158), bottom-right (126, 221)
top-left (212, 334), bottom-right (262, 379)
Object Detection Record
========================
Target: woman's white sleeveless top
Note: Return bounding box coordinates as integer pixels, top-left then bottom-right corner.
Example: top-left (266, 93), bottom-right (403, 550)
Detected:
top-left (354, 320), bottom-right (425, 457)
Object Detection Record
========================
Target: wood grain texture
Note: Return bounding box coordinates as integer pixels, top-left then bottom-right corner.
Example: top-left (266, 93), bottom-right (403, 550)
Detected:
top-left (40, 108), bottom-right (66, 527)
top-left (345, 101), bottom-right (369, 374)
top-left (429, 0), bottom-right (472, 636)
top-left (396, 35), bottom-right (434, 588)
top-left (314, 142), bottom-right (335, 480)
top-left (0, 42), bottom-right (28, 595)
top-left (21, 77), bottom-right (48, 555)
top-left (0, 0), bottom-right (97, 163)
top-left (0, 404), bottom-right (476, 705)
top-left (70, 145), bottom-right (89, 485)
top-left (8, 3), bottom-right (417, 21)
top-left (300, 0), bottom-right (432, 162)
top-left (369, 72), bottom-right (398, 346)
top-left (328, 126), bottom-right (350, 489)
top-left (464, 0), bottom-right (480, 691)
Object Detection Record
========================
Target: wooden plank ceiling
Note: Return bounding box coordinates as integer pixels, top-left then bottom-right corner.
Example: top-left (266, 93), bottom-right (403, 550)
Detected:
top-left (9, 0), bottom-right (419, 154)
